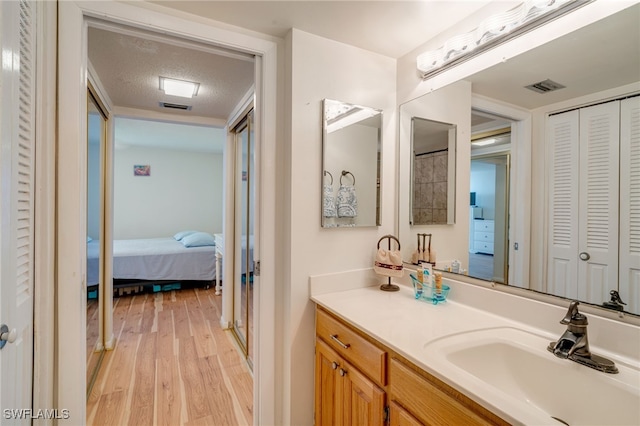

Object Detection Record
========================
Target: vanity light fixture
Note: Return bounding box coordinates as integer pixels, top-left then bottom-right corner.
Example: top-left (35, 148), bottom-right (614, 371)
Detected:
top-left (159, 76), bottom-right (200, 98)
top-left (471, 138), bottom-right (497, 147)
top-left (416, 0), bottom-right (586, 79)
top-left (326, 107), bottom-right (377, 134)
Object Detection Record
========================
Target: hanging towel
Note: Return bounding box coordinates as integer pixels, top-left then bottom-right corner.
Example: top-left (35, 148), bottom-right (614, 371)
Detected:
top-left (323, 183), bottom-right (337, 218)
top-left (337, 184), bottom-right (357, 217)
top-left (374, 247), bottom-right (404, 278)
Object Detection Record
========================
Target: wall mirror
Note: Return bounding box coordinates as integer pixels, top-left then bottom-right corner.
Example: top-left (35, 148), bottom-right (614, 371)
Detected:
top-left (322, 99), bottom-right (382, 228)
top-left (86, 86), bottom-right (108, 395)
top-left (398, 3), bottom-right (640, 317)
top-left (410, 117), bottom-right (456, 225)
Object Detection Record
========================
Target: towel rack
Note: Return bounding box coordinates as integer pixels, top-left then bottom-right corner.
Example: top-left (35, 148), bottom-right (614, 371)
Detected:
top-left (323, 170), bottom-right (333, 185)
top-left (340, 170), bottom-right (355, 186)
top-left (377, 234), bottom-right (400, 250)
top-left (377, 234), bottom-right (400, 292)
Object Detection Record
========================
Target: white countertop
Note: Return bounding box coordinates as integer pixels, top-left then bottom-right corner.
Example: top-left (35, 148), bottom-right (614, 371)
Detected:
top-left (310, 275), bottom-right (640, 425)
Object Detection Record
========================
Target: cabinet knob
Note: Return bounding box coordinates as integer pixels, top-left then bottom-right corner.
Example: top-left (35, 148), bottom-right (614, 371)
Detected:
top-left (579, 252), bottom-right (591, 261)
top-left (339, 368), bottom-right (347, 377)
top-left (331, 361), bottom-right (339, 370)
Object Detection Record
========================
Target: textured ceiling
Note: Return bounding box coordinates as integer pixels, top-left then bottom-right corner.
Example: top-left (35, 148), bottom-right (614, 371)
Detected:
top-left (88, 26), bottom-right (255, 121)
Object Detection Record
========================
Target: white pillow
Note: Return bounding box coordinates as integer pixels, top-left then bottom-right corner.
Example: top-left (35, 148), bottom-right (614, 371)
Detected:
top-left (181, 232), bottom-right (216, 247)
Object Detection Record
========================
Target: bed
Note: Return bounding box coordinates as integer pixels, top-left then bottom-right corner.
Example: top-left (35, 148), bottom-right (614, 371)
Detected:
top-left (87, 237), bottom-right (217, 292)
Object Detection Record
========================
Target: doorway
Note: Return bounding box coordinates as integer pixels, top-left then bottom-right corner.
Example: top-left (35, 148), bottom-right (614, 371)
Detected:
top-left (469, 109), bottom-right (512, 283)
top-left (85, 19), bottom-right (256, 422)
top-left (469, 153), bottom-right (510, 283)
top-left (58, 3), bottom-right (277, 421)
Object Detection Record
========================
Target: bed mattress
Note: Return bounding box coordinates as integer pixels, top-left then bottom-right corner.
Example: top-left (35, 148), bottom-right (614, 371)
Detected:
top-left (87, 237), bottom-right (216, 286)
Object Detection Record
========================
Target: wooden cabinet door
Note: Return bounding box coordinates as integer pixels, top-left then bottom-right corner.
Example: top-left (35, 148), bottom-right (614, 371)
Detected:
top-left (341, 359), bottom-right (385, 426)
top-left (315, 338), bottom-right (340, 426)
top-left (389, 401), bottom-right (422, 426)
top-left (316, 337), bottom-right (386, 426)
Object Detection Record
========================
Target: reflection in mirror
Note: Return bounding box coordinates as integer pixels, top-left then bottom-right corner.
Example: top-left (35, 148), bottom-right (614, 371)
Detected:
top-left (322, 99), bottom-right (382, 228)
top-left (468, 116), bottom-right (512, 283)
top-left (86, 88), bottom-right (107, 395)
top-left (411, 117), bottom-right (456, 225)
top-left (399, 4), bottom-right (640, 317)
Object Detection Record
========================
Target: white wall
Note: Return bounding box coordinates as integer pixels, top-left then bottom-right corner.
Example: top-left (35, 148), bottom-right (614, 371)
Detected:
top-left (113, 146), bottom-right (223, 239)
top-left (470, 161), bottom-right (496, 220)
top-left (284, 28), bottom-right (396, 425)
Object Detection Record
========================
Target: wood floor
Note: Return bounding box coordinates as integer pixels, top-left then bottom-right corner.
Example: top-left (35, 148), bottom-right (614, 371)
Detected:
top-left (87, 297), bottom-right (100, 385)
top-left (87, 288), bottom-right (253, 426)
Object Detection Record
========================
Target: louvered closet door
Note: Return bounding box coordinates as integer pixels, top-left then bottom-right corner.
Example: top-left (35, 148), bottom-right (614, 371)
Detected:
top-left (0, 0), bottom-right (36, 420)
top-left (577, 102), bottom-right (620, 305)
top-left (547, 110), bottom-right (580, 299)
top-left (619, 97), bottom-right (640, 313)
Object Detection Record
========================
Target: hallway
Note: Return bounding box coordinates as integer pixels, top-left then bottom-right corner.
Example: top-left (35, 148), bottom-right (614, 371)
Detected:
top-left (87, 288), bottom-right (253, 425)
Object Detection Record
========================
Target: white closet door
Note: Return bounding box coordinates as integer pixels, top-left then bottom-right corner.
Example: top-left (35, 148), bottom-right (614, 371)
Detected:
top-left (547, 110), bottom-right (580, 299)
top-left (578, 101), bottom-right (620, 305)
top-left (0, 0), bottom-right (35, 420)
top-left (619, 96), bottom-right (640, 313)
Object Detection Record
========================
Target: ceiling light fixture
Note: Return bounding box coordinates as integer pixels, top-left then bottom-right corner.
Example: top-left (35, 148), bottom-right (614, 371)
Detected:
top-left (159, 77), bottom-right (200, 98)
top-left (472, 138), bottom-right (497, 147)
top-left (416, 0), bottom-right (585, 79)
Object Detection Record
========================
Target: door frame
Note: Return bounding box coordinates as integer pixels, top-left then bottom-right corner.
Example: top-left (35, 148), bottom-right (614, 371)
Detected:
top-left (32, 0), bottom-right (57, 419)
top-left (57, 1), bottom-right (278, 423)
top-left (471, 95), bottom-right (532, 288)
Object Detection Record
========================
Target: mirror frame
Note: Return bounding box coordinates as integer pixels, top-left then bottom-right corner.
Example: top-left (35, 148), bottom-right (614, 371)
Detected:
top-left (321, 98), bottom-right (382, 228)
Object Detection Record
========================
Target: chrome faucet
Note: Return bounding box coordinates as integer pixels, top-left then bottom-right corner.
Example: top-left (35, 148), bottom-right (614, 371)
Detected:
top-left (547, 301), bottom-right (619, 374)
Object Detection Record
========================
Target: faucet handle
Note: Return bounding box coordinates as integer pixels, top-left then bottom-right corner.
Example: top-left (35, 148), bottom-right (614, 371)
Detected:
top-left (561, 301), bottom-right (588, 326)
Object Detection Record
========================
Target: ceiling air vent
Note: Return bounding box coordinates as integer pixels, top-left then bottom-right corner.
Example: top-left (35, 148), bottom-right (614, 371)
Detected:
top-left (525, 79), bottom-right (566, 94)
top-left (159, 102), bottom-right (192, 111)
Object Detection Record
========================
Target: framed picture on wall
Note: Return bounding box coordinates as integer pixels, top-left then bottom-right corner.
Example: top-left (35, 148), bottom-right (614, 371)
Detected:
top-left (134, 164), bottom-right (150, 176)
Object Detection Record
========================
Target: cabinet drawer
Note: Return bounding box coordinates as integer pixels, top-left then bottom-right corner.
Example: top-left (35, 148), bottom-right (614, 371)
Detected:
top-left (316, 308), bottom-right (387, 385)
top-left (473, 231), bottom-right (494, 243)
top-left (474, 241), bottom-right (494, 254)
top-left (390, 358), bottom-right (507, 426)
top-left (474, 220), bottom-right (494, 232)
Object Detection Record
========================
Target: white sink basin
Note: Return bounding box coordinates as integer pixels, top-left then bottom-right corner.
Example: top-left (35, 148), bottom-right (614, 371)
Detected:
top-left (423, 327), bottom-right (640, 425)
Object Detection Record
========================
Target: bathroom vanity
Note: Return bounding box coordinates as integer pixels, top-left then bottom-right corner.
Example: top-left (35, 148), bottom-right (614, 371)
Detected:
top-left (310, 271), bottom-right (640, 426)
top-left (315, 306), bottom-right (508, 425)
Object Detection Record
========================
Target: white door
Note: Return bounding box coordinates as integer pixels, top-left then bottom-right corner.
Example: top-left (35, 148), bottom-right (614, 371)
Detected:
top-left (0, 0), bottom-right (36, 422)
top-left (547, 110), bottom-right (580, 299)
top-left (577, 101), bottom-right (620, 304)
top-left (619, 96), bottom-right (640, 313)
